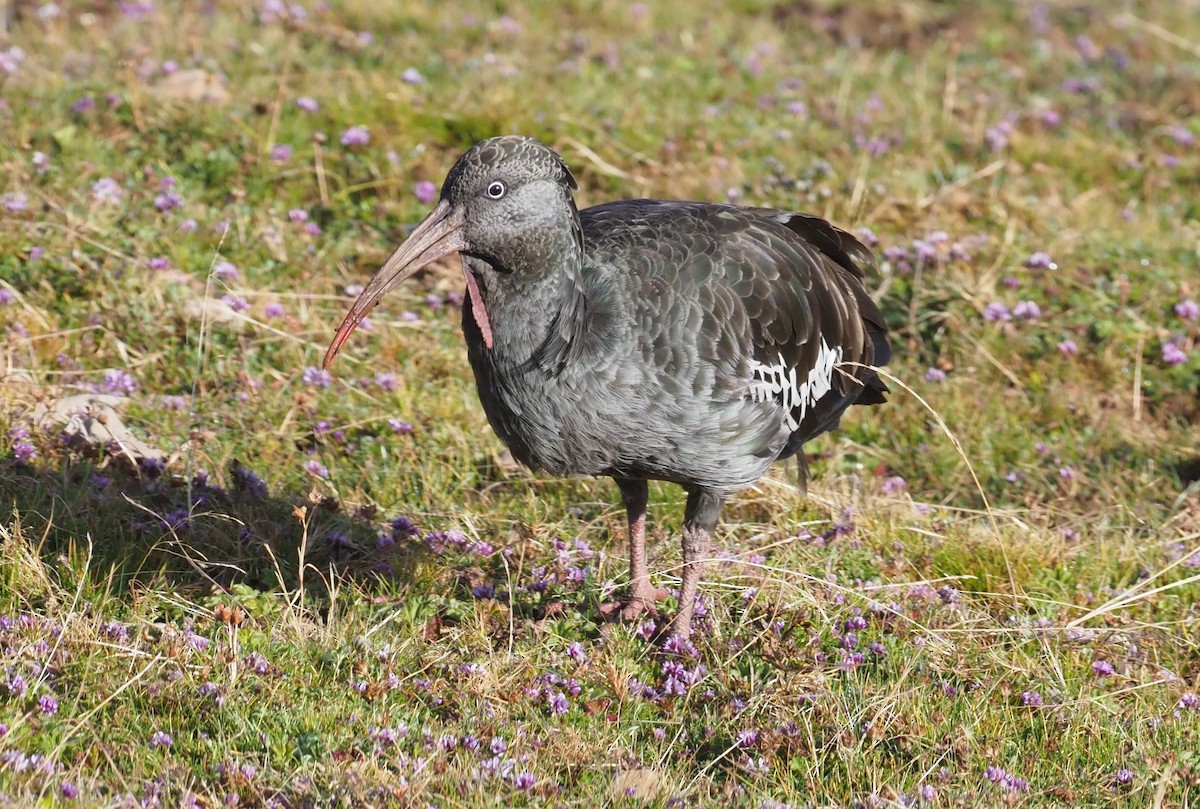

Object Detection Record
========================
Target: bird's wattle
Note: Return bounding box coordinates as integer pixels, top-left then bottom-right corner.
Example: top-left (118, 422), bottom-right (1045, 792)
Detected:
top-left (462, 264), bottom-right (493, 349)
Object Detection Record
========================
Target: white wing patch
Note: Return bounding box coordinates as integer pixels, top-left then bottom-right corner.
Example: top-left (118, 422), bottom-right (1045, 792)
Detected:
top-left (748, 339), bottom-right (844, 431)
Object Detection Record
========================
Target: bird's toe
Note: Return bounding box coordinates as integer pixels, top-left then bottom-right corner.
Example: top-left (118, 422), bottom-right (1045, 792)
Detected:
top-left (598, 585), bottom-right (668, 623)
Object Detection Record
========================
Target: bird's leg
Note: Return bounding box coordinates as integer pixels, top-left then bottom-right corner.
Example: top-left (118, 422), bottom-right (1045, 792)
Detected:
top-left (668, 487), bottom-right (724, 642)
top-left (615, 477), bottom-right (658, 620)
top-left (599, 478), bottom-right (663, 622)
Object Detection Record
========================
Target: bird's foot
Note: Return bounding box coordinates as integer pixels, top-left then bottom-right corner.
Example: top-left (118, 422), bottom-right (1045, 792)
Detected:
top-left (598, 585), bottom-right (668, 623)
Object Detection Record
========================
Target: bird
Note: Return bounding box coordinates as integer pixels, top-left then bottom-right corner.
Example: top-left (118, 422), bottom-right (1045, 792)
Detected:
top-left (324, 136), bottom-right (890, 641)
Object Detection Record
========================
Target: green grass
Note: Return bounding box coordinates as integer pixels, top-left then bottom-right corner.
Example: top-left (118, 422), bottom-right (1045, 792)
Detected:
top-left (2, 0), bottom-right (1200, 805)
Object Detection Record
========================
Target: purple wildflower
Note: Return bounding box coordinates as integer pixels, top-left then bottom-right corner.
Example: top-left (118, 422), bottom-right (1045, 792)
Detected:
top-left (1021, 690), bottom-right (1043, 707)
top-left (496, 14), bottom-right (522, 35)
top-left (264, 302), bottom-right (285, 318)
top-left (212, 261), bottom-right (239, 280)
top-left (302, 366), bottom-right (332, 387)
top-left (1163, 343), bottom-right (1188, 365)
top-left (1074, 35), bottom-right (1100, 61)
top-left (839, 652), bottom-right (865, 670)
top-left (1168, 124), bottom-right (1195, 145)
top-left (547, 686), bottom-right (568, 710)
top-left (513, 772), bottom-right (535, 790)
top-left (13, 442), bottom-right (36, 463)
top-left (103, 369), bottom-right (139, 395)
top-left (1004, 775), bottom-right (1029, 792)
top-left (244, 652), bottom-right (269, 674)
top-left (918, 784), bottom-right (936, 803)
top-left (985, 120), bottom-right (1013, 152)
top-left (304, 459), bottom-right (329, 478)
top-left (222, 295), bottom-right (249, 312)
top-left (288, 208), bottom-right (308, 222)
top-left (270, 143), bottom-right (293, 162)
top-left (924, 367), bottom-right (947, 383)
top-left (882, 475), bottom-right (906, 495)
top-left (92, 178), bottom-right (123, 205)
top-left (295, 96), bottom-right (319, 111)
top-left (149, 730), bottom-right (173, 748)
top-left (0, 45), bottom-right (26, 74)
top-left (1092, 660), bottom-right (1115, 676)
top-left (913, 238), bottom-right (938, 263)
top-left (566, 641), bottom-right (586, 661)
top-left (414, 180), bottom-right (438, 204)
top-left (38, 694), bottom-right (58, 715)
top-left (1114, 768), bottom-right (1133, 785)
top-left (70, 95), bottom-right (96, 113)
top-left (61, 782), bottom-right (79, 799)
top-left (388, 418), bottom-right (413, 434)
top-left (1026, 252), bottom-right (1056, 270)
top-left (1058, 339), bottom-right (1078, 356)
top-left (984, 763), bottom-right (1012, 782)
top-left (2, 192), bottom-right (28, 212)
top-left (984, 302), bottom-right (1011, 322)
top-left (154, 192), bottom-right (183, 212)
top-left (1177, 693), bottom-right (1199, 710)
top-left (1012, 300), bottom-right (1041, 320)
top-left (340, 125), bottom-right (370, 147)
top-left (1175, 299), bottom-right (1200, 321)
top-left (102, 620), bottom-right (130, 643)
top-left (118, 2), bottom-right (156, 19)
top-left (401, 67), bottom-right (425, 84)
top-left (6, 675), bottom-right (28, 696)
top-left (391, 516), bottom-right (418, 538)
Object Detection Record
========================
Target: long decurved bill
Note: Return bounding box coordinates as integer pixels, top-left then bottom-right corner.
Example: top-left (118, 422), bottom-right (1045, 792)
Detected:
top-left (323, 200), bottom-right (466, 368)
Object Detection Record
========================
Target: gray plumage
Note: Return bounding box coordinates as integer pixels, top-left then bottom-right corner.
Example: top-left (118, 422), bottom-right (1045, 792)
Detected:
top-left (325, 136), bottom-right (891, 640)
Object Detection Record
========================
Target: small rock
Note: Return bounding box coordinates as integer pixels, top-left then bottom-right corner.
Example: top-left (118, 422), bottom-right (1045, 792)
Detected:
top-left (610, 768), bottom-right (669, 803)
top-left (153, 69), bottom-right (231, 107)
top-left (33, 394), bottom-right (163, 465)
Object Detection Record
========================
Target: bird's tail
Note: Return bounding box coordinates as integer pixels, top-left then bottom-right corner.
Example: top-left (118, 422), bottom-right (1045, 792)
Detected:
top-left (854, 322), bottom-right (891, 406)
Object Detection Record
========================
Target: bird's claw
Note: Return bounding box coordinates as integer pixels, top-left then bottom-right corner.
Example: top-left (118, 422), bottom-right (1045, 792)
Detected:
top-left (598, 586), bottom-right (668, 623)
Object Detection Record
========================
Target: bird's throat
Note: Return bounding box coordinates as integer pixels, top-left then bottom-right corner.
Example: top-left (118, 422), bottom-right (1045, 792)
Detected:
top-left (463, 265), bottom-right (494, 349)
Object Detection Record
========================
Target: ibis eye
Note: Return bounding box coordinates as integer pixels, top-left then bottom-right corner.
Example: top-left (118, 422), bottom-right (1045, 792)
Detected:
top-left (485, 181), bottom-right (506, 199)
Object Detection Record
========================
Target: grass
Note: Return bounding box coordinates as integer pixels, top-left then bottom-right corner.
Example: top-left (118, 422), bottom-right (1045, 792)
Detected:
top-left (1, 0), bottom-right (1199, 805)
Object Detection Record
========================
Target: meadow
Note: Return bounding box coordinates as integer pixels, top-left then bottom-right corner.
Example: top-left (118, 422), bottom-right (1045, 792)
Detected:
top-left (1, 1), bottom-right (1199, 806)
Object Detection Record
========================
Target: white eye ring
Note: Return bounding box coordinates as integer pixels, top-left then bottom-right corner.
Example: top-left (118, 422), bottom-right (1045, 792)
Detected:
top-left (485, 181), bottom-right (506, 199)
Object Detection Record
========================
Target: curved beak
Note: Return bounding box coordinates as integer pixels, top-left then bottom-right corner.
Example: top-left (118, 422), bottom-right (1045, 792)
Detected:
top-left (323, 200), bottom-right (466, 368)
